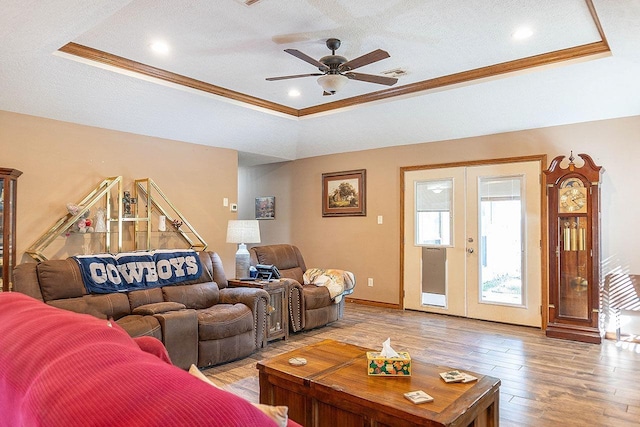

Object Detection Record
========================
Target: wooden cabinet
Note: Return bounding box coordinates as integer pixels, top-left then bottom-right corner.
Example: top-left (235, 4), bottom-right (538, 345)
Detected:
top-left (544, 153), bottom-right (603, 343)
top-left (0, 168), bottom-right (22, 292)
top-left (228, 279), bottom-right (288, 345)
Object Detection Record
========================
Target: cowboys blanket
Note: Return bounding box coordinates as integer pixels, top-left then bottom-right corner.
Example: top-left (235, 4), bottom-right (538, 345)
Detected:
top-left (73, 249), bottom-right (202, 294)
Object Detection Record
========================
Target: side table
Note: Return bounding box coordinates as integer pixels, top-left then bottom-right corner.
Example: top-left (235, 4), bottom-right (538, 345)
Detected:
top-left (228, 279), bottom-right (289, 343)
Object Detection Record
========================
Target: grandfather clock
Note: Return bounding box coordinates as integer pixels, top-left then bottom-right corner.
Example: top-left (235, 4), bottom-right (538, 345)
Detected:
top-left (544, 153), bottom-right (602, 343)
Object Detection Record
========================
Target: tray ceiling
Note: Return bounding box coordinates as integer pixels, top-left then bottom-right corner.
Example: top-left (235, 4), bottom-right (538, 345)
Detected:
top-left (2, 1), bottom-right (639, 164)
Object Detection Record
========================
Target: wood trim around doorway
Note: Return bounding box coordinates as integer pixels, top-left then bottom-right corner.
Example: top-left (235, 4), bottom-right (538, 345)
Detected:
top-left (399, 154), bottom-right (548, 329)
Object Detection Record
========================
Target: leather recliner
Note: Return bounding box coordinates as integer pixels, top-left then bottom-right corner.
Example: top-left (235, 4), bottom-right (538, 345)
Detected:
top-left (249, 244), bottom-right (355, 332)
top-left (13, 251), bottom-right (269, 369)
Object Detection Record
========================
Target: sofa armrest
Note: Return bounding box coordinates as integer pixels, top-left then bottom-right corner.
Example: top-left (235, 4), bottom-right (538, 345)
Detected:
top-left (153, 309), bottom-right (198, 369)
top-left (219, 287), bottom-right (269, 349)
top-left (342, 271), bottom-right (356, 293)
top-left (279, 278), bottom-right (304, 333)
top-left (133, 302), bottom-right (186, 315)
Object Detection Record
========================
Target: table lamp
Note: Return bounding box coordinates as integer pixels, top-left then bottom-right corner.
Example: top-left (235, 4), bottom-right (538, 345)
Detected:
top-left (226, 220), bottom-right (261, 279)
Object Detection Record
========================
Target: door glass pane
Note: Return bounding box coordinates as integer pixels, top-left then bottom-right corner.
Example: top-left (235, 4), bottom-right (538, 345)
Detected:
top-left (415, 179), bottom-right (452, 246)
top-left (479, 177), bottom-right (524, 305)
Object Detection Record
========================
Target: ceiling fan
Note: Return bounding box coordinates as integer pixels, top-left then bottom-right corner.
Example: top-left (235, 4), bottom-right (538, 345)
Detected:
top-left (266, 38), bottom-right (398, 96)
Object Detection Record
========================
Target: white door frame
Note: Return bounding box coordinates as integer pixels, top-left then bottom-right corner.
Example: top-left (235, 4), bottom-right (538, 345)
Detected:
top-left (400, 155), bottom-right (548, 328)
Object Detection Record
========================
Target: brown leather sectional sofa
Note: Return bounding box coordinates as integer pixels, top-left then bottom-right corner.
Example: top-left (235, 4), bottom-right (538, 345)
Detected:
top-left (249, 244), bottom-right (355, 332)
top-left (13, 251), bottom-right (269, 369)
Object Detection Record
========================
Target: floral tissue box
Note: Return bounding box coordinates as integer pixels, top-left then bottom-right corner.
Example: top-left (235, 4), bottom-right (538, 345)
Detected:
top-left (366, 351), bottom-right (411, 376)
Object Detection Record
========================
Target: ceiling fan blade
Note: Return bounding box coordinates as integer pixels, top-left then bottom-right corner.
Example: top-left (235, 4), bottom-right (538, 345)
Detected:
top-left (266, 73), bottom-right (324, 81)
top-left (345, 72), bottom-right (398, 86)
top-left (284, 49), bottom-right (329, 71)
top-left (339, 49), bottom-right (390, 72)
top-left (323, 91), bottom-right (334, 96)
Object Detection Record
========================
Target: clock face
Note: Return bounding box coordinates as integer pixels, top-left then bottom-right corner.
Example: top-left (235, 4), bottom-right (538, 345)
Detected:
top-left (559, 178), bottom-right (587, 213)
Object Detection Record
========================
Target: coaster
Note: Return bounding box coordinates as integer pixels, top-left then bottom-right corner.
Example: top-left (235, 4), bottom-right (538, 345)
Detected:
top-left (404, 390), bottom-right (434, 404)
top-left (288, 357), bottom-right (307, 366)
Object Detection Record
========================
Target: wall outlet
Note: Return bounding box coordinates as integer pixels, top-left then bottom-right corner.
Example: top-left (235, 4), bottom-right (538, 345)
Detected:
top-left (223, 197), bottom-right (229, 207)
top-left (230, 203), bottom-right (238, 212)
top-left (377, 215), bottom-right (383, 224)
top-left (368, 278), bottom-right (374, 287)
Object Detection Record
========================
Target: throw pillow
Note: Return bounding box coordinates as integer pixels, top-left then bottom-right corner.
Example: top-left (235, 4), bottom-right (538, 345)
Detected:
top-left (188, 365), bottom-right (288, 427)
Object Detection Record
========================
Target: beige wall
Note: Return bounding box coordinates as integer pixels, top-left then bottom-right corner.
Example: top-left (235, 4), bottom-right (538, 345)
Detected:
top-left (238, 162), bottom-right (292, 245)
top-left (5, 109), bottom-right (638, 306)
top-left (241, 115), bottom-right (640, 306)
top-left (0, 110), bottom-right (239, 276)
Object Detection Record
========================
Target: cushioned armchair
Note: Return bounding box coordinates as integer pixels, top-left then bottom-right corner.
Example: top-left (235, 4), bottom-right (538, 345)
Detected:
top-left (249, 244), bottom-right (355, 332)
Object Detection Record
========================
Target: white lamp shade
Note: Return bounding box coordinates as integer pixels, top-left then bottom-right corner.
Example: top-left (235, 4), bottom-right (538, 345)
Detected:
top-left (226, 220), bottom-right (261, 244)
top-left (317, 74), bottom-right (348, 94)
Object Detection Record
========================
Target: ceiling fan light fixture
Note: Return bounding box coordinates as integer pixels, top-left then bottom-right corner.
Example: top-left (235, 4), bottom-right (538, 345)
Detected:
top-left (317, 74), bottom-right (348, 94)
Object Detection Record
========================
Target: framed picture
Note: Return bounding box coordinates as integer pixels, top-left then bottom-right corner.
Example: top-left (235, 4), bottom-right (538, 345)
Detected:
top-left (255, 196), bottom-right (276, 220)
top-left (322, 169), bottom-right (366, 217)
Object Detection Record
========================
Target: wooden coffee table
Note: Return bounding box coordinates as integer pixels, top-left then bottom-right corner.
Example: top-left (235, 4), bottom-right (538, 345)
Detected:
top-left (257, 339), bottom-right (500, 427)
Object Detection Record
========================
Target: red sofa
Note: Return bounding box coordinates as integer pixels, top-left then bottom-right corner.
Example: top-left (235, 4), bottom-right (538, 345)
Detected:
top-left (0, 292), bottom-right (298, 427)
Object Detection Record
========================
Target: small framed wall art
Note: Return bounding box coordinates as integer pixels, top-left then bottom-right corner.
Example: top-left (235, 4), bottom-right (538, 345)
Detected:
top-left (255, 196), bottom-right (276, 220)
top-left (322, 169), bottom-right (366, 217)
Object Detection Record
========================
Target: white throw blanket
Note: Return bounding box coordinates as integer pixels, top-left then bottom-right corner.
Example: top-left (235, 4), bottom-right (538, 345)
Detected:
top-left (303, 268), bottom-right (353, 303)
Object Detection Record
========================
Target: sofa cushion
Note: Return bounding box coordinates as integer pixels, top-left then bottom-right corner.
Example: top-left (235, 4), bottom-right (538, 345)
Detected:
top-left (47, 293), bottom-right (131, 320)
top-left (302, 284), bottom-right (332, 310)
top-left (198, 304), bottom-right (253, 341)
top-left (128, 287), bottom-right (164, 309)
top-left (13, 263), bottom-right (43, 300)
top-left (162, 282), bottom-right (220, 309)
top-left (37, 258), bottom-right (86, 301)
top-left (252, 245), bottom-right (299, 269)
top-left (167, 252), bottom-right (226, 287)
top-left (250, 245), bottom-right (307, 283)
top-left (116, 314), bottom-right (163, 340)
top-left (207, 251), bottom-right (230, 289)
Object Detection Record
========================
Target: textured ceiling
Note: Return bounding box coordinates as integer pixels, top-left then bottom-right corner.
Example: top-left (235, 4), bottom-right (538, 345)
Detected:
top-left (2, 1), bottom-right (640, 165)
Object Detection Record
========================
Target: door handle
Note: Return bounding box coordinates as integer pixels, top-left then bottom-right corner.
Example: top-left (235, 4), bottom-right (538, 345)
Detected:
top-left (467, 248), bottom-right (474, 254)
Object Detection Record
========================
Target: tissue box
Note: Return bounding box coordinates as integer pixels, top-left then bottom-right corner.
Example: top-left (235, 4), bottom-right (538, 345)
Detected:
top-left (366, 351), bottom-right (411, 376)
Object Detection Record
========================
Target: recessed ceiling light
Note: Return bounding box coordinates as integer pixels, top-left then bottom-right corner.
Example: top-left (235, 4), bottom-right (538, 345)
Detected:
top-left (512, 27), bottom-right (533, 40)
top-left (150, 41), bottom-right (170, 54)
top-left (288, 89), bottom-right (301, 97)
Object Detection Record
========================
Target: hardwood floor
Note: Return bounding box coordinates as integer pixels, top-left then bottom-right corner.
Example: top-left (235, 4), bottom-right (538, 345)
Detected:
top-left (202, 302), bottom-right (640, 426)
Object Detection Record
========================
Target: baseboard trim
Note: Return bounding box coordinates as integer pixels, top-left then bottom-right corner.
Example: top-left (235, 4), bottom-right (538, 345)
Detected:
top-left (345, 297), bottom-right (400, 310)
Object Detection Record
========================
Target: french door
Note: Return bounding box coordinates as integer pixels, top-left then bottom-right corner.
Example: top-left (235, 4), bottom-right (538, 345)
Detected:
top-left (403, 159), bottom-right (542, 327)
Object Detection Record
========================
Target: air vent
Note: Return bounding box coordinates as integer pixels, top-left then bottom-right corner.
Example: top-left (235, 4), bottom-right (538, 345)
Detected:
top-left (381, 68), bottom-right (408, 78)
top-left (235, 0), bottom-right (262, 5)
